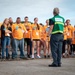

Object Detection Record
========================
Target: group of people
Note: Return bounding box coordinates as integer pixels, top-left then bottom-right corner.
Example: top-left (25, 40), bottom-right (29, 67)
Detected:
top-left (0, 7), bottom-right (75, 67)
top-left (0, 16), bottom-right (50, 60)
top-left (62, 20), bottom-right (75, 58)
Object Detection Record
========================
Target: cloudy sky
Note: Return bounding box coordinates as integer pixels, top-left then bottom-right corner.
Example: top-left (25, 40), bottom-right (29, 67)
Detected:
top-left (0, 0), bottom-right (75, 25)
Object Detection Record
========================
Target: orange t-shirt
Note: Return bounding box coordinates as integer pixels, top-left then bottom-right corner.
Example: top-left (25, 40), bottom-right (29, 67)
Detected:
top-left (67, 25), bottom-right (73, 39)
top-left (24, 22), bottom-right (31, 39)
top-left (43, 25), bottom-right (50, 41)
top-left (31, 24), bottom-right (41, 40)
top-left (12, 23), bottom-right (26, 40)
top-left (40, 26), bottom-right (44, 39)
top-left (63, 26), bottom-right (68, 40)
top-left (42, 25), bottom-right (47, 41)
top-left (72, 27), bottom-right (75, 44)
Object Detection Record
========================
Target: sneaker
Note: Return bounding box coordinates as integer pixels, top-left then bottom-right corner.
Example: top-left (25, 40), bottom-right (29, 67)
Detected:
top-left (37, 55), bottom-right (41, 59)
top-left (31, 55), bottom-right (34, 59)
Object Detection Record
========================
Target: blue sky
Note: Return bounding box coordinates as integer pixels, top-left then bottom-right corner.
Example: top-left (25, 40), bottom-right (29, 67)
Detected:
top-left (0, 0), bottom-right (75, 25)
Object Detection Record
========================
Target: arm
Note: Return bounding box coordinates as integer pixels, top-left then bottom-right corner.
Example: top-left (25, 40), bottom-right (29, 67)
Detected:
top-left (48, 25), bottom-right (54, 35)
top-left (48, 19), bottom-right (54, 36)
top-left (5, 30), bottom-right (12, 33)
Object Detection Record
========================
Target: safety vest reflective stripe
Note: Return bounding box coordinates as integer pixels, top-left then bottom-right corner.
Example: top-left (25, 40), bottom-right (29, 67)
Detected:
top-left (51, 30), bottom-right (63, 34)
top-left (55, 22), bottom-right (64, 26)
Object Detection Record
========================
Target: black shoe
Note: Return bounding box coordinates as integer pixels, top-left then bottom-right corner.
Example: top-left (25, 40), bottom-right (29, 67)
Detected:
top-left (6, 57), bottom-right (10, 60)
top-left (27, 55), bottom-right (30, 58)
top-left (12, 57), bottom-right (16, 60)
top-left (58, 64), bottom-right (61, 67)
top-left (44, 55), bottom-right (46, 58)
top-left (48, 64), bottom-right (58, 67)
top-left (48, 55), bottom-right (50, 58)
top-left (20, 57), bottom-right (28, 60)
top-left (1, 57), bottom-right (5, 61)
top-left (8, 53), bottom-right (10, 58)
top-left (0, 53), bottom-right (1, 59)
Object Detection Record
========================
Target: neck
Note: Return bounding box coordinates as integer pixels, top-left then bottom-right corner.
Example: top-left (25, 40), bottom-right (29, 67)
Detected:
top-left (34, 23), bottom-right (37, 24)
top-left (25, 21), bottom-right (28, 23)
top-left (54, 14), bottom-right (59, 16)
top-left (46, 24), bottom-right (48, 26)
top-left (17, 22), bottom-right (20, 24)
top-left (67, 24), bottom-right (70, 26)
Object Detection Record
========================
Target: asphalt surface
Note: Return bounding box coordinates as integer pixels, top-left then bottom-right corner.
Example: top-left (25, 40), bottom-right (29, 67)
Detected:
top-left (0, 58), bottom-right (75, 75)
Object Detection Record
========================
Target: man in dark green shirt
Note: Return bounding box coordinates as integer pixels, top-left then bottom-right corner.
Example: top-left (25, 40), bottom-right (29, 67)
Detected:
top-left (48, 8), bottom-right (65, 67)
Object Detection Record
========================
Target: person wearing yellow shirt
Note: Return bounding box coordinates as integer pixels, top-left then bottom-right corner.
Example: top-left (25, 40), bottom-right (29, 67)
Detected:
top-left (45, 20), bottom-right (51, 58)
top-left (40, 20), bottom-right (50, 58)
top-left (62, 23), bottom-right (68, 57)
top-left (39, 23), bottom-right (47, 58)
top-left (12, 17), bottom-right (26, 59)
top-left (66, 19), bottom-right (73, 57)
top-left (24, 16), bottom-right (32, 58)
top-left (72, 25), bottom-right (75, 55)
top-left (31, 17), bottom-right (41, 59)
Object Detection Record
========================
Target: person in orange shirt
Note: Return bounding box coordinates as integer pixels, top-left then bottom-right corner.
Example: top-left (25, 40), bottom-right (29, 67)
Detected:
top-left (72, 25), bottom-right (75, 55)
top-left (12, 17), bottom-right (26, 59)
top-left (39, 23), bottom-right (47, 58)
top-left (62, 23), bottom-right (68, 57)
top-left (24, 16), bottom-right (32, 58)
top-left (40, 20), bottom-right (50, 58)
top-left (31, 17), bottom-right (41, 59)
top-left (45, 20), bottom-right (51, 58)
top-left (66, 19), bottom-right (73, 57)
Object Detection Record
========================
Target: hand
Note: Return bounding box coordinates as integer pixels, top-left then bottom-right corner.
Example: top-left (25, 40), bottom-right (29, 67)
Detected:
top-left (31, 38), bottom-right (33, 41)
top-left (47, 33), bottom-right (50, 37)
top-left (5, 30), bottom-right (12, 33)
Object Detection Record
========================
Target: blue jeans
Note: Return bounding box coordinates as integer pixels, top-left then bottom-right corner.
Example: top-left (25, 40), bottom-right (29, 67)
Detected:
top-left (12, 38), bottom-right (25, 58)
top-left (1, 37), bottom-right (10, 58)
top-left (50, 34), bottom-right (63, 65)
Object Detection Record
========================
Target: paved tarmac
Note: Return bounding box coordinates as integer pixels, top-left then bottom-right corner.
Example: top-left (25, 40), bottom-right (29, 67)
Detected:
top-left (0, 58), bottom-right (75, 75)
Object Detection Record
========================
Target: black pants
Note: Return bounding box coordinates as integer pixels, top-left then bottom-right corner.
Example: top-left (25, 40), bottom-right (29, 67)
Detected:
top-left (50, 33), bottom-right (63, 65)
top-left (71, 44), bottom-right (75, 52)
top-left (62, 40), bottom-right (67, 54)
top-left (25, 38), bottom-right (32, 55)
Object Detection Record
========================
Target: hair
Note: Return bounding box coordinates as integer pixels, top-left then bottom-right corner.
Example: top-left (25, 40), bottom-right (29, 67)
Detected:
top-left (53, 7), bottom-right (59, 15)
top-left (34, 17), bottom-right (39, 30)
top-left (3, 18), bottom-right (9, 25)
top-left (17, 17), bottom-right (20, 19)
top-left (16, 17), bottom-right (21, 23)
top-left (3, 18), bottom-right (9, 28)
top-left (9, 17), bottom-right (12, 19)
top-left (46, 19), bottom-right (49, 23)
top-left (9, 17), bottom-right (13, 25)
top-left (25, 16), bottom-right (28, 19)
top-left (66, 19), bottom-right (70, 22)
